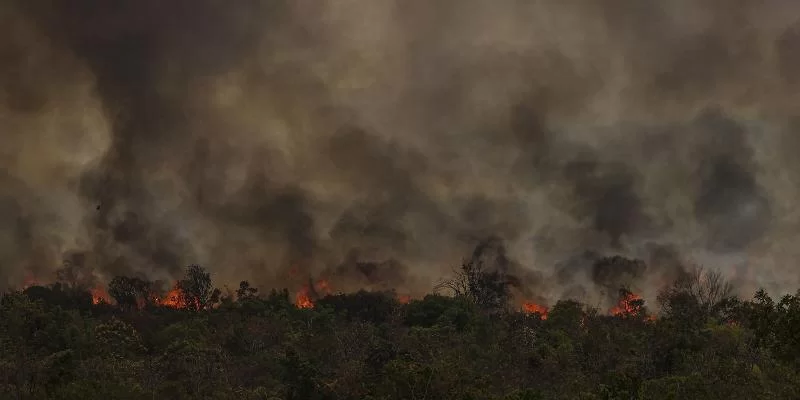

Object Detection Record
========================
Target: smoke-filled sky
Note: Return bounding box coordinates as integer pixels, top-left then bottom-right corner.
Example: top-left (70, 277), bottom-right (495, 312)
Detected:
top-left (3, 0), bottom-right (800, 305)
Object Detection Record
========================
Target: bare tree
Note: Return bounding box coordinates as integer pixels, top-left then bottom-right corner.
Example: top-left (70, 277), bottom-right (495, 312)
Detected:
top-left (658, 265), bottom-right (735, 318)
top-left (433, 266), bottom-right (471, 298)
top-left (434, 237), bottom-right (512, 311)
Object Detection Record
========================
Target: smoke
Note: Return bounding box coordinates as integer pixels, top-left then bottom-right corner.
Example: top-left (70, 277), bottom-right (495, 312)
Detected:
top-left (2, 0), bottom-right (800, 304)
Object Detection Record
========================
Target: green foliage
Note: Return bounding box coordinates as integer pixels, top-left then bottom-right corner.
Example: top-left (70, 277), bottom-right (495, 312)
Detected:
top-left (3, 274), bottom-right (800, 399)
top-left (404, 294), bottom-right (476, 330)
top-left (22, 283), bottom-right (93, 310)
top-left (94, 317), bottom-right (147, 357)
top-left (177, 264), bottom-right (221, 311)
top-left (108, 276), bottom-right (152, 310)
top-left (235, 281), bottom-right (258, 300)
top-left (657, 266), bottom-right (735, 325)
top-left (315, 290), bottom-right (396, 324)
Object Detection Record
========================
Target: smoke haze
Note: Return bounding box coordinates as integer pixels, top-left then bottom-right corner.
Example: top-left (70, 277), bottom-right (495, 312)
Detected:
top-left (3, 0), bottom-right (800, 307)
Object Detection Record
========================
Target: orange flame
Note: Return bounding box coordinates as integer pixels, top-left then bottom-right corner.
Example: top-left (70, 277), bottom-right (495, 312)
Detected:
top-left (610, 291), bottom-right (654, 321)
top-left (129, 282), bottom-right (202, 310)
top-left (295, 287), bottom-right (314, 309)
top-left (294, 279), bottom-right (333, 309)
top-left (91, 286), bottom-right (111, 305)
top-left (522, 302), bottom-right (549, 319)
top-left (159, 284), bottom-right (188, 309)
top-left (610, 292), bottom-right (641, 316)
top-left (397, 294), bottom-right (411, 304)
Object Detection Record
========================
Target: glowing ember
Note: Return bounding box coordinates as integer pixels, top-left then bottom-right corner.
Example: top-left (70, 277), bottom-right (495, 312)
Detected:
top-left (156, 282), bottom-right (201, 310)
top-left (397, 295), bottom-right (411, 304)
top-left (294, 279), bottom-right (333, 309)
top-left (295, 287), bottom-right (314, 309)
top-left (160, 284), bottom-right (187, 309)
top-left (610, 291), bottom-right (646, 318)
top-left (91, 286), bottom-right (111, 305)
top-left (522, 302), bottom-right (549, 319)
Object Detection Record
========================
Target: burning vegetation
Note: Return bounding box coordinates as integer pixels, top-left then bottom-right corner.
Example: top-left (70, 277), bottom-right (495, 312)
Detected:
top-left (10, 236), bottom-right (696, 319)
top-left (158, 283), bottom-right (190, 309)
top-left (9, 237), bottom-right (714, 323)
top-left (7, 257), bottom-right (800, 399)
top-left (294, 279), bottom-right (330, 309)
top-left (90, 287), bottom-right (110, 305)
top-left (522, 302), bottom-right (549, 319)
top-left (610, 289), bottom-right (645, 317)
top-left (6, 241), bottom-right (800, 399)
top-left (293, 278), bottom-right (412, 309)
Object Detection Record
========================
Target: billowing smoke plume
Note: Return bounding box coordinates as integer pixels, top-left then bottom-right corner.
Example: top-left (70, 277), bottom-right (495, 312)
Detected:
top-left (3, 0), bottom-right (800, 306)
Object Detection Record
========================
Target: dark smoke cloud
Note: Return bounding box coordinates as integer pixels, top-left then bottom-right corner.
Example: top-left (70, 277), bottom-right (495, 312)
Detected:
top-left (2, 0), bottom-right (800, 305)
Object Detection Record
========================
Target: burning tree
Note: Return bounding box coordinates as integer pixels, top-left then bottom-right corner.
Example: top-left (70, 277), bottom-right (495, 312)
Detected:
top-left (294, 279), bottom-right (332, 309)
top-left (522, 302), bottom-right (549, 319)
top-left (172, 264), bottom-right (221, 311)
top-left (610, 288), bottom-right (648, 319)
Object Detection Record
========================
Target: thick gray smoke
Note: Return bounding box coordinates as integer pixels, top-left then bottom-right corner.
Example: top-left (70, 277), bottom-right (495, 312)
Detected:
top-left (2, 0), bottom-right (800, 306)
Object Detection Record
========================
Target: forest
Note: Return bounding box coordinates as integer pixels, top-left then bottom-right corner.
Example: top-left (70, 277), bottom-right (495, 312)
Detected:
top-left (2, 244), bottom-right (800, 400)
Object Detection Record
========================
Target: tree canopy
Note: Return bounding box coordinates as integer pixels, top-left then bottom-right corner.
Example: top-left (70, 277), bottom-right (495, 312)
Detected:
top-left (2, 261), bottom-right (800, 399)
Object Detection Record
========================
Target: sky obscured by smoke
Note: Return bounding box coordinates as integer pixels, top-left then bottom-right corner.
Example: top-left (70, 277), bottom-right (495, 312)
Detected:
top-left (3, 0), bottom-right (800, 306)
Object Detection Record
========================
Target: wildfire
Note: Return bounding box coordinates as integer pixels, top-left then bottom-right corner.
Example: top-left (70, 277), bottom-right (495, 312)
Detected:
top-left (397, 294), bottom-right (411, 304)
top-left (610, 291), bottom-right (642, 316)
top-left (159, 284), bottom-right (188, 309)
top-left (295, 287), bottom-right (314, 308)
top-left (125, 282), bottom-right (207, 310)
top-left (522, 302), bottom-right (549, 319)
top-left (91, 286), bottom-right (111, 305)
top-left (294, 279), bottom-right (332, 309)
top-left (610, 290), bottom-right (654, 320)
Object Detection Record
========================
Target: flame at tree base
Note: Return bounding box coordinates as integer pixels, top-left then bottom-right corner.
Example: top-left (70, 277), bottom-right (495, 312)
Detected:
top-left (14, 272), bottom-right (655, 321)
top-left (522, 302), bottom-right (549, 319)
top-left (292, 279), bottom-right (414, 309)
top-left (610, 291), bottom-right (655, 321)
top-left (91, 287), bottom-right (110, 305)
top-left (159, 284), bottom-right (187, 309)
top-left (294, 279), bottom-right (332, 309)
top-left (295, 288), bottom-right (314, 309)
top-left (155, 283), bottom-right (203, 310)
